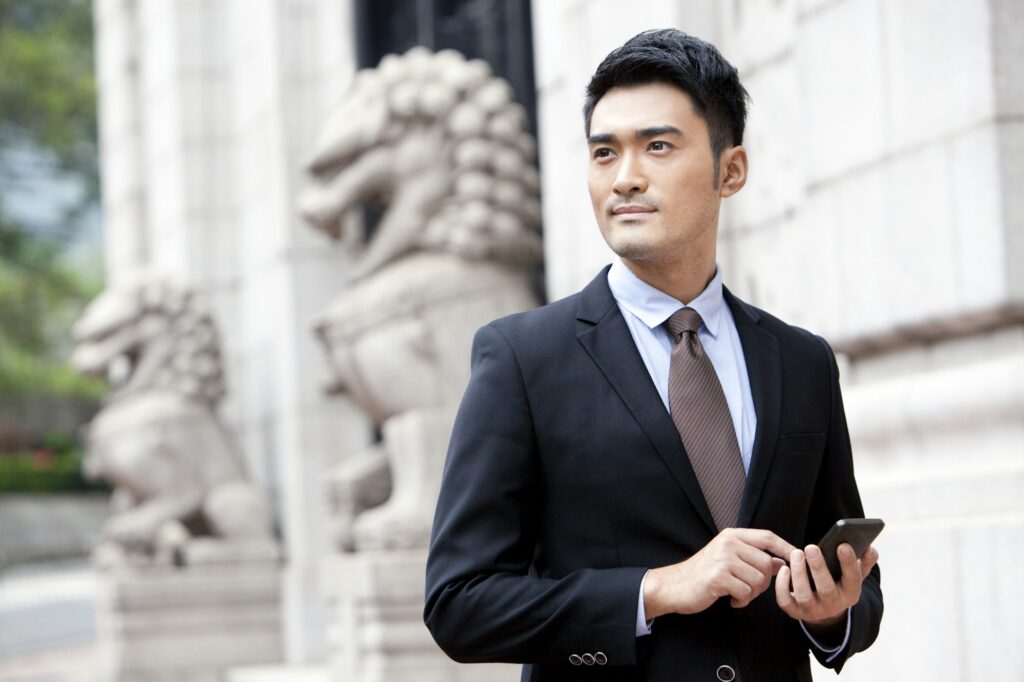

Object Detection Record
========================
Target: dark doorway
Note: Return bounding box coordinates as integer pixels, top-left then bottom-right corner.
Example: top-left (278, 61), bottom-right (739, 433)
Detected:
top-left (354, 0), bottom-right (537, 136)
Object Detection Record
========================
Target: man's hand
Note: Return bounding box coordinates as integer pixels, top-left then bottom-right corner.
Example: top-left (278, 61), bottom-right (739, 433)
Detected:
top-left (644, 528), bottom-right (796, 619)
top-left (775, 542), bottom-right (879, 632)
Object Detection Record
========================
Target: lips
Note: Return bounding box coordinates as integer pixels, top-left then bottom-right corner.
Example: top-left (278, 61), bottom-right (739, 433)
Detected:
top-left (612, 205), bottom-right (656, 215)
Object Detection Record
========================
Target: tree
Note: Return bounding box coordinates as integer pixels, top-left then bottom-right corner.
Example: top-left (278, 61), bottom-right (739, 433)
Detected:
top-left (0, 0), bottom-right (102, 401)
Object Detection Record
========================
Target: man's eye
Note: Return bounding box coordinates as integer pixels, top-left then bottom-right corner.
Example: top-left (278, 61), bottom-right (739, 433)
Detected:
top-left (593, 148), bottom-right (614, 159)
top-left (649, 141), bottom-right (671, 151)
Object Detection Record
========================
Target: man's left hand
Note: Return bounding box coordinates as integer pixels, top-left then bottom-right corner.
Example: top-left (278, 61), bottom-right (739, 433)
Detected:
top-left (775, 542), bottom-right (879, 630)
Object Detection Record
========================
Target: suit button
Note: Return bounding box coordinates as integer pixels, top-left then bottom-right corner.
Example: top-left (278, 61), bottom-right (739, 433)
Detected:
top-left (581, 653), bottom-right (595, 665)
top-left (716, 664), bottom-right (737, 681)
top-left (568, 654), bottom-right (582, 666)
top-left (594, 652), bottom-right (608, 665)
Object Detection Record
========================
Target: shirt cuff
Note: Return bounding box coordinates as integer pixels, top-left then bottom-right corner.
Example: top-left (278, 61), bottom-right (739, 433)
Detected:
top-left (800, 608), bottom-right (852, 663)
top-left (636, 570), bottom-right (654, 637)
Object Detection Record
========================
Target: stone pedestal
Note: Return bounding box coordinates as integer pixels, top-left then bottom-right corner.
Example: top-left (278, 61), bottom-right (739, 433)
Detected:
top-left (322, 550), bottom-right (518, 682)
top-left (95, 550), bottom-right (283, 681)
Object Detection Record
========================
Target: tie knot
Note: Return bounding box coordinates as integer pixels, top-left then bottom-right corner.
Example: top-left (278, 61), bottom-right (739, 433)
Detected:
top-left (665, 307), bottom-right (703, 341)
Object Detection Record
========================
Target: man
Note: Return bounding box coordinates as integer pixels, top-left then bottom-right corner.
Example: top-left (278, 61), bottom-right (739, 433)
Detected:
top-left (424, 29), bottom-right (882, 681)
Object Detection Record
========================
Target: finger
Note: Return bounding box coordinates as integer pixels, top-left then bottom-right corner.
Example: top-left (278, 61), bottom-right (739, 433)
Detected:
top-left (735, 543), bottom-right (776, 579)
top-left (722, 574), bottom-right (755, 607)
top-left (837, 543), bottom-right (861, 590)
top-left (775, 565), bottom-right (798, 618)
top-left (789, 549), bottom-right (815, 605)
top-left (859, 544), bottom-right (879, 579)
top-left (729, 559), bottom-right (771, 596)
top-left (771, 557), bottom-right (786, 576)
top-left (804, 544), bottom-right (838, 599)
top-left (735, 528), bottom-right (798, 560)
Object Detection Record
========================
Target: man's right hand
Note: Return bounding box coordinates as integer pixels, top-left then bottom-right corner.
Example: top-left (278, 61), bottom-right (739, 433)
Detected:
top-left (643, 528), bottom-right (797, 619)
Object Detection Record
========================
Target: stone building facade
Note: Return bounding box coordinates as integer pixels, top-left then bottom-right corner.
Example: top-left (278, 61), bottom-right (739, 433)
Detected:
top-left (92, 0), bottom-right (1023, 679)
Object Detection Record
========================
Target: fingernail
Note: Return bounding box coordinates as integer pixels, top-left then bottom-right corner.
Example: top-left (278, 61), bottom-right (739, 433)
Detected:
top-left (806, 546), bottom-right (820, 560)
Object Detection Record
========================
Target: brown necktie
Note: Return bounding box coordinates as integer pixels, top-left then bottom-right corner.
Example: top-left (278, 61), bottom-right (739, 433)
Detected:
top-left (666, 308), bottom-right (746, 530)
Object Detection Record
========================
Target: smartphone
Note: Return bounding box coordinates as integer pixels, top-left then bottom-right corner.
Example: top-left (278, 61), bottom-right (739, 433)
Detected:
top-left (816, 518), bottom-right (884, 581)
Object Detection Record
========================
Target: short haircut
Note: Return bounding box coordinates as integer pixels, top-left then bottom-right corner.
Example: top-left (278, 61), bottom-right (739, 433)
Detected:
top-left (583, 29), bottom-right (750, 168)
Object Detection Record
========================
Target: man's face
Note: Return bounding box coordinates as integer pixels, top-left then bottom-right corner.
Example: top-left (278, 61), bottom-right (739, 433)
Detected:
top-left (587, 82), bottom-right (724, 265)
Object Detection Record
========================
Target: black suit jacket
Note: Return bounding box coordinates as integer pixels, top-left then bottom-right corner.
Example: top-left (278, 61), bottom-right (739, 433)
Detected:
top-left (425, 266), bottom-right (882, 681)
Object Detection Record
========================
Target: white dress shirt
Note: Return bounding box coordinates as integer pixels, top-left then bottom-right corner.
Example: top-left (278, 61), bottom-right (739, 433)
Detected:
top-left (606, 260), bottom-right (850, 662)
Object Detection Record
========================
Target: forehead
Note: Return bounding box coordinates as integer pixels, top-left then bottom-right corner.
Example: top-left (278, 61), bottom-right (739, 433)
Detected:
top-left (589, 82), bottom-right (703, 135)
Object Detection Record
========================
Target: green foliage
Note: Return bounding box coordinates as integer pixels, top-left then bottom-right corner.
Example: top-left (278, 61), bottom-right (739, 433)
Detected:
top-left (0, 0), bottom-right (98, 194)
top-left (0, 0), bottom-right (104, 399)
top-left (0, 444), bottom-right (107, 493)
top-left (0, 340), bottom-right (104, 399)
top-left (0, 218), bottom-right (95, 351)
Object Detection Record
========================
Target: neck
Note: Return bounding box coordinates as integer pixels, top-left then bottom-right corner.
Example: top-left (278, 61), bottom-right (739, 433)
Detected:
top-left (620, 252), bottom-right (717, 304)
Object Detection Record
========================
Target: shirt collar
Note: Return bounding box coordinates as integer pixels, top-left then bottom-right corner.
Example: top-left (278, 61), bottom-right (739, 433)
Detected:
top-left (607, 259), bottom-right (724, 338)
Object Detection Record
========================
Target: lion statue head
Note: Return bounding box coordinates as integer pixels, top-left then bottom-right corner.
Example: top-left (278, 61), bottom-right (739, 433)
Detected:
top-left (71, 274), bottom-right (225, 405)
top-left (299, 46), bottom-right (542, 281)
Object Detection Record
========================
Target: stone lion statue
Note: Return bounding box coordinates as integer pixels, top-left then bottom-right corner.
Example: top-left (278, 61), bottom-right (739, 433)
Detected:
top-left (71, 274), bottom-right (275, 563)
top-left (300, 47), bottom-right (541, 551)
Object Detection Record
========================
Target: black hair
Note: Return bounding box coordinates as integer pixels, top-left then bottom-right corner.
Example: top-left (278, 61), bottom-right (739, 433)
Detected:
top-left (583, 29), bottom-right (750, 170)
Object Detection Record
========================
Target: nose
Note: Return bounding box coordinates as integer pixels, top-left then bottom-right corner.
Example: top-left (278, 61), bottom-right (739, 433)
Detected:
top-left (612, 152), bottom-right (648, 196)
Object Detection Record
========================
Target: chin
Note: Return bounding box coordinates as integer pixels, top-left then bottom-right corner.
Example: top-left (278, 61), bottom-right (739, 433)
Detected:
top-left (607, 237), bottom-right (660, 262)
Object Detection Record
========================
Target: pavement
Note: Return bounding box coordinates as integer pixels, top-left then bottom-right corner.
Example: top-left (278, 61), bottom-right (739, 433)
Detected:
top-left (0, 561), bottom-right (99, 682)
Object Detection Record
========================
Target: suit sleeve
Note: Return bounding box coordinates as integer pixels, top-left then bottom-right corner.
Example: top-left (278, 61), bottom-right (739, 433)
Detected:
top-left (806, 336), bottom-right (883, 672)
top-left (424, 323), bottom-right (647, 666)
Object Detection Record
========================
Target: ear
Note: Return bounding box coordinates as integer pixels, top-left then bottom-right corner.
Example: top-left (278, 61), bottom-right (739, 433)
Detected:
top-left (718, 145), bottom-right (748, 198)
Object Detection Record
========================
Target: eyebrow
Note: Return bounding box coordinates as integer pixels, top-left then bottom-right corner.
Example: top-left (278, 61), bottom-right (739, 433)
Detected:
top-left (587, 125), bottom-right (683, 145)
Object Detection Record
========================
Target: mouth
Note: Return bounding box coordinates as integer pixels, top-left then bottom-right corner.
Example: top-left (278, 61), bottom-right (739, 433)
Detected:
top-left (611, 206), bottom-right (656, 220)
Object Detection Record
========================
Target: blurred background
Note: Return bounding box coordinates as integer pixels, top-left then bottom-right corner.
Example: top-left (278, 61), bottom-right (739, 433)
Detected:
top-left (1, 1), bottom-right (1021, 681)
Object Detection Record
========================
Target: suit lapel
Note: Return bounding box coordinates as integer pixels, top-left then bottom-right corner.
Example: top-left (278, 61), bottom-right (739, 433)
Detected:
top-left (724, 288), bottom-right (783, 529)
top-left (576, 268), bottom-right (717, 535)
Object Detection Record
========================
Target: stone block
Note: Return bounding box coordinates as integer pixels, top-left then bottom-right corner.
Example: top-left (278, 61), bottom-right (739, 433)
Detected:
top-left (669, 1), bottom-right (719, 44)
top-left (959, 522), bottom-right (1024, 680)
top-left (536, 76), bottom-right (612, 300)
top-left (177, 0), bottom-right (229, 74)
top-left (528, 0), bottom-right (566, 92)
top-left (99, 132), bottom-right (143, 207)
top-left (227, 664), bottom-right (330, 682)
top-left (137, 0), bottom-right (179, 97)
top-left (102, 193), bottom-right (147, 276)
top-left (95, 556), bottom-right (283, 681)
top-left (93, 0), bottom-right (136, 84)
top-left (998, 120), bottom-right (1024, 298)
top-left (191, 214), bottom-right (240, 288)
top-left (795, 0), bottom-right (887, 184)
top-left (97, 71), bottom-right (139, 143)
top-left (992, 0), bottom-right (1024, 117)
top-left (881, 0), bottom-right (995, 149)
top-left (728, 58), bottom-right (804, 232)
top-left (812, 141), bottom-right (955, 340)
top-left (322, 550), bottom-right (519, 682)
top-left (718, 0), bottom-right (797, 73)
top-left (949, 124), bottom-right (1007, 308)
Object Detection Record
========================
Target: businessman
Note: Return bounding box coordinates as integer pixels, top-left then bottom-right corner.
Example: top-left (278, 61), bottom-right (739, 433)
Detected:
top-left (425, 29), bottom-right (882, 681)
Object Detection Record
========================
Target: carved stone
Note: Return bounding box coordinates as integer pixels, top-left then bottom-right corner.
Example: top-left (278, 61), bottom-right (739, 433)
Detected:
top-left (94, 552), bottom-right (282, 681)
top-left (71, 275), bottom-right (282, 679)
top-left (302, 48), bottom-right (542, 554)
top-left (71, 274), bottom-right (275, 559)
